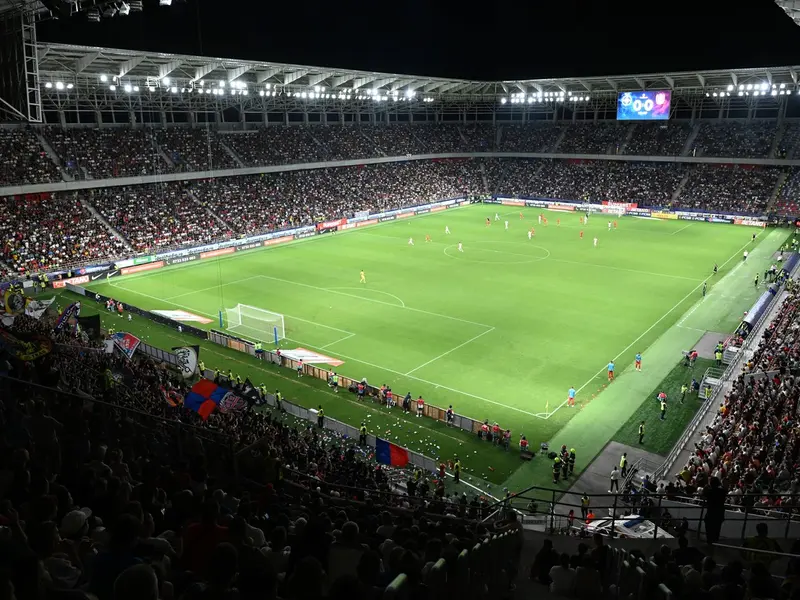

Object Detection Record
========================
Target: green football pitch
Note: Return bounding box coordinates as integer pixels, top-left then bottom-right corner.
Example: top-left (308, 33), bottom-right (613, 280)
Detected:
top-left (79, 205), bottom-right (783, 491)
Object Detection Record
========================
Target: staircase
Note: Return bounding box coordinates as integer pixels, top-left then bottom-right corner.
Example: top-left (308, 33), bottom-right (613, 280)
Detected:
top-left (680, 122), bottom-right (701, 156)
top-left (551, 126), bottom-right (568, 152)
top-left (35, 132), bottom-right (72, 181)
top-left (764, 170), bottom-right (789, 214)
top-left (158, 146), bottom-right (175, 169)
top-left (769, 122), bottom-right (786, 159)
top-left (495, 125), bottom-right (504, 150)
top-left (186, 189), bottom-right (232, 231)
top-left (670, 172), bottom-right (691, 205)
top-left (456, 126), bottom-right (469, 146)
top-left (359, 127), bottom-right (385, 156)
top-left (618, 123), bottom-right (637, 154)
top-left (79, 166), bottom-right (92, 180)
top-left (217, 136), bottom-right (245, 168)
top-left (305, 127), bottom-right (329, 155)
top-left (79, 195), bottom-right (134, 252)
top-left (479, 161), bottom-right (489, 194)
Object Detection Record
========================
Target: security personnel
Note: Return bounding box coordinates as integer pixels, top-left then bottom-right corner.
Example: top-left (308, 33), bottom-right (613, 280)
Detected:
top-left (552, 455), bottom-right (562, 484)
top-left (568, 448), bottom-right (576, 474)
top-left (620, 453), bottom-right (628, 477)
top-left (214, 368), bottom-right (220, 383)
top-left (660, 397), bottom-right (667, 420)
top-left (743, 523), bottom-right (782, 565)
top-left (107, 326), bottom-right (115, 335)
top-left (331, 372), bottom-right (339, 393)
top-left (198, 360), bottom-right (205, 376)
top-left (235, 373), bottom-right (243, 386)
top-left (561, 454), bottom-right (569, 480)
top-left (359, 423), bottom-right (368, 445)
top-left (254, 341), bottom-right (263, 357)
top-left (453, 457), bottom-right (461, 484)
top-left (227, 369), bottom-right (233, 382)
top-left (580, 493), bottom-right (590, 521)
top-left (275, 389), bottom-right (283, 411)
top-left (705, 385), bottom-right (712, 401)
top-left (317, 405), bottom-right (324, 428)
top-left (680, 383), bottom-right (688, 404)
top-left (638, 421), bottom-right (645, 444)
top-left (715, 348), bottom-right (723, 366)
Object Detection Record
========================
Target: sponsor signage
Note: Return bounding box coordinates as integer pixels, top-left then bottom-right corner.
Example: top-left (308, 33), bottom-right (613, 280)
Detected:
top-left (525, 199), bottom-right (550, 208)
top-left (416, 209), bottom-right (430, 215)
top-left (651, 211), bottom-right (678, 220)
top-left (627, 209), bottom-right (652, 217)
top-left (500, 199), bottom-right (525, 207)
top-left (358, 218), bottom-right (379, 227)
top-left (264, 235), bottom-right (294, 246)
top-left (280, 347), bottom-right (344, 367)
top-left (316, 218), bottom-right (346, 232)
top-left (734, 218), bottom-right (767, 227)
top-left (120, 261), bottom-right (165, 275)
top-left (152, 309), bottom-right (213, 324)
top-left (165, 254), bottom-right (199, 266)
top-left (459, 200), bottom-right (471, 206)
top-left (89, 269), bottom-right (120, 282)
top-left (52, 275), bottom-right (90, 289)
top-left (115, 258), bottom-right (135, 269)
top-left (483, 198), bottom-right (501, 204)
top-left (133, 255), bottom-right (156, 265)
top-left (548, 203), bottom-right (577, 212)
top-left (234, 242), bottom-right (263, 252)
top-left (380, 216), bottom-right (396, 222)
top-left (678, 215), bottom-right (708, 222)
top-left (602, 201), bottom-right (638, 209)
top-left (431, 206), bottom-right (447, 213)
top-left (710, 217), bottom-right (733, 224)
top-left (200, 247), bottom-right (235, 259)
top-left (296, 231), bottom-right (316, 239)
top-left (396, 212), bottom-right (414, 219)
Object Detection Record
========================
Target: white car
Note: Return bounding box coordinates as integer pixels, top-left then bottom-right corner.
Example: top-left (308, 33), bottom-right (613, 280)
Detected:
top-left (586, 515), bottom-right (673, 539)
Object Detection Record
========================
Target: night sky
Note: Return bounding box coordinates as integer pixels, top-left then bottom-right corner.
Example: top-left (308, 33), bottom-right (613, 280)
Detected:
top-left (37, 0), bottom-right (800, 81)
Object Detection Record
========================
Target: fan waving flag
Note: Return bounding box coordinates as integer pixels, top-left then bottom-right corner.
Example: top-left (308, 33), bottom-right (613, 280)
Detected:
top-left (111, 332), bottom-right (141, 360)
top-left (375, 438), bottom-right (409, 467)
top-left (183, 379), bottom-right (246, 420)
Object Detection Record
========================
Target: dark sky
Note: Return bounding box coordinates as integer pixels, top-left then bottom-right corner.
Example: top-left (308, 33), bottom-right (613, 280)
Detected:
top-left (37, 0), bottom-right (800, 81)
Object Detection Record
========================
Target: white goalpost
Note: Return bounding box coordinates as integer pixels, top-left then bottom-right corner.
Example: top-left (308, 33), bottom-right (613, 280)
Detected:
top-left (225, 304), bottom-right (286, 344)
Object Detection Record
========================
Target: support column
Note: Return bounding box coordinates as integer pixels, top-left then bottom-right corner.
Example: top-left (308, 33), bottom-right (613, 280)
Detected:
top-left (95, 109), bottom-right (102, 126)
top-left (160, 111), bottom-right (167, 126)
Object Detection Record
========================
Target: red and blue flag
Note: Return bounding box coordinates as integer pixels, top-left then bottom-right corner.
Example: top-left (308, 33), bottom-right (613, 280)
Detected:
top-left (375, 438), bottom-right (409, 467)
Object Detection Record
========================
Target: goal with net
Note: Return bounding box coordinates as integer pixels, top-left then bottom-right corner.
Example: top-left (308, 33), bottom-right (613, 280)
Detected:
top-left (224, 304), bottom-right (286, 345)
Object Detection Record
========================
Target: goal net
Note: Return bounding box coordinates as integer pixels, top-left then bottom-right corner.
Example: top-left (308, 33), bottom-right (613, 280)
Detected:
top-left (225, 304), bottom-right (285, 344)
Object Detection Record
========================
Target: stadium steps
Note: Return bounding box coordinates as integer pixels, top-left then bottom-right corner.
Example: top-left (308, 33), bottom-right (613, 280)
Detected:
top-left (216, 136), bottom-right (245, 168)
top-left (680, 122), bottom-right (701, 157)
top-left (495, 125), bottom-right (503, 149)
top-left (158, 146), bottom-right (175, 169)
top-left (551, 126), bottom-right (568, 152)
top-left (79, 195), bottom-right (135, 252)
top-left (769, 122), bottom-right (786, 159)
top-left (34, 131), bottom-right (70, 182)
top-left (765, 170), bottom-right (789, 214)
top-left (186, 189), bottom-right (233, 231)
top-left (358, 127), bottom-right (385, 156)
top-left (618, 123), bottom-right (637, 154)
top-left (669, 171), bottom-right (691, 204)
top-left (479, 161), bottom-right (489, 194)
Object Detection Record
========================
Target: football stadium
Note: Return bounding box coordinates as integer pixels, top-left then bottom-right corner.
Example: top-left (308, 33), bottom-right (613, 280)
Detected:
top-left (5, 0), bottom-right (800, 597)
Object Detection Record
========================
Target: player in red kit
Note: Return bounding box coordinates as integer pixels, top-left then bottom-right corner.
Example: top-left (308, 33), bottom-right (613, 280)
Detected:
top-left (416, 396), bottom-right (425, 417)
top-left (613, 220), bottom-right (618, 229)
top-left (557, 218), bottom-right (561, 226)
top-left (580, 230), bottom-right (584, 239)
top-left (519, 212), bottom-right (524, 220)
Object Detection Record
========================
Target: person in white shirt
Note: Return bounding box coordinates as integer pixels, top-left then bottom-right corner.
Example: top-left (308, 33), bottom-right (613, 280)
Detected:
top-left (549, 553), bottom-right (577, 596)
top-left (495, 213), bottom-right (500, 221)
top-left (609, 465), bottom-right (621, 492)
top-left (457, 242), bottom-right (463, 252)
top-left (445, 226), bottom-right (450, 234)
top-left (593, 237), bottom-right (598, 247)
top-left (527, 230), bottom-right (532, 240)
top-left (504, 220), bottom-right (509, 230)
top-left (408, 237), bottom-right (414, 245)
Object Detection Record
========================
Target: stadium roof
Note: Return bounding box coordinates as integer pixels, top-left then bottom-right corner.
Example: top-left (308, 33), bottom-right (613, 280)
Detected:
top-left (37, 43), bottom-right (800, 100)
top-left (775, 1), bottom-right (800, 26)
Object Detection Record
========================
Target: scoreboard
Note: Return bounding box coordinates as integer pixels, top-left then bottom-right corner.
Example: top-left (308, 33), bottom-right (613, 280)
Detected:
top-left (616, 91), bottom-right (671, 121)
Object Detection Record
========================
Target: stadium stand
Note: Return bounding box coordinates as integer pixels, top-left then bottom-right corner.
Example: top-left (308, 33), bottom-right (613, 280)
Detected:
top-left (411, 123), bottom-right (473, 153)
top-left (363, 124), bottom-right (429, 156)
top-left (774, 168), bottom-right (800, 216)
top-left (87, 183), bottom-right (231, 253)
top-left (155, 128), bottom-right (239, 172)
top-left (777, 123), bottom-right (800, 159)
top-left (0, 128), bottom-right (62, 186)
top-left (497, 123), bottom-right (562, 153)
top-left (691, 121), bottom-right (777, 159)
top-left (557, 123), bottom-right (629, 155)
top-left (672, 164), bottom-right (782, 213)
top-left (0, 192), bottom-right (128, 276)
top-left (310, 125), bottom-right (379, 160)
top-left (43, 127), bottom-right (166, 179)
top-left (219, 127), bottom-right (324, 167)
top-left (623, 123), bottom-right (693, 156)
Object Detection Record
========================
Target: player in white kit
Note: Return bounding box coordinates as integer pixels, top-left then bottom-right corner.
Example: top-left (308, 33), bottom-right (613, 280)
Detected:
top-left (593, 237), bottom-right (598, 247)
top-left (505, 220), bottom-right (509, 230)
top-left (527, 230), bottom-right (532, 240)
top-left (495, 213), bottom-right (500, 221)
top-left (445, 226), bottom-right (451, 234)
top-left (408, 237), bottom-right (414, 245)
top-left (458, 242), bottom-right (463, 252)
top-left (608, 221), bottom-right (612, 231)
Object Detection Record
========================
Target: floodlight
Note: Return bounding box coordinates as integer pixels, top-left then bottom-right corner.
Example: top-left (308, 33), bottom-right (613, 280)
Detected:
top-left (761, 82), bottom-right (768, 90)
top-left (87, 7), bottom-right (100, 21)
top-left (119, 2), bottom-right (130, 16)
top-left (100, 74), bottom-right (108, 82)
top-left (219, 80), bottom-right (225, 87)
top-left (171, 86), bottom-right (177, 93)
top-left (781, 82), bottom-right (787, 89)
top-left (314, 85), bottom-right (320, 92)
top-left (265, 83), bottom-right (271, 89)
top-left (162, 77), bottom-right (170, 86)
top-left (772, 90), bottom-right (778, 96)
top-left (746, 84), bottom-right (753, 90)
top-left (259, 90), bottom-right (264, 96)
top-left (55, 81), bottom-right (64, 90)
top-left (159, 0), bottom-right (172, 5)
top-left (738, 84), bottom-right (744, 90)
top-left (109, 84), bottom-right (116, 91)
top-left (133, 86), bottom-right (139, 92)
top-left (66, 83), bottom-right (73, 90)
top-left (738, 91), bottom-right (744, 96)
top-left (45, 82), bottom-right (52, 88)
top-left (712, 92), bottom-right (717, 97)
top-left (727, 84), bottom-right (733, 91)
top-left (124, 84), bottom-right (132, 92)
top-left (148, 86), bottom-right (155, 92)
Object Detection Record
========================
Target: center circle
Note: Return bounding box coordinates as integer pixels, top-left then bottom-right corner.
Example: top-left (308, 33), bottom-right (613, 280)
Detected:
top-left (444, 241), bottom-right (551, 265)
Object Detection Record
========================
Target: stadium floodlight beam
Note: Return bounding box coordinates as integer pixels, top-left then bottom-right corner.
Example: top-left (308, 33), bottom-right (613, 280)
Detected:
top-left (55, 81), bottom-right (64, 90)
top-left (109, 84), bottom-right (116, 91)
top-left (124, 84), bottom-right (132, 92)
top-left (100, 74), bottom-right (108, 82)
top-left (66, 83), bottom-right (73, 90)
top-left (45, 82), bottom-right (52, 88)
top-left (162, 77), bottom-right (170, 86)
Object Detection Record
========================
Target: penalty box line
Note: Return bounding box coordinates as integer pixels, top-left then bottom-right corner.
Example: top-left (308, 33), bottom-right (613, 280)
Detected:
top-left (107, 280), bottom-right (540, 419)
top-left (543, 236), bottom-right (758, 420)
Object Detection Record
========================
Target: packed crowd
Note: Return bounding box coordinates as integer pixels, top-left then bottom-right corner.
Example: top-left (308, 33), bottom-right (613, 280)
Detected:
top-left (5, 121), bottom-right (800, 188)
top-left (0, 129), bottom-right (62, 186)
top-left (623, 123), bottom-right (692, 156)
top-left (0, 310), bottom-right (516, 600)
top-left (190, 160), bottom-right (483, 236)
top-left (674, 165), bottom-right (781, 213)
top-left (692, 121), bottom-right (777, 159)
top-left (670, 288), bottom-right (800, 511)
top-left (487, 158), bottom-right (686, 206)
top-left (88, 183), bottom-right (231, 253)
top-left (44, 128), bottom-right (167, 180)
top-left (775, 168), bottom-right (800, 216)
top-left (0, 192), bottom-right (128, 276)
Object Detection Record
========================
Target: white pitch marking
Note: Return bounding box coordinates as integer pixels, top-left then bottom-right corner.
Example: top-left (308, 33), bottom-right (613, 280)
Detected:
top-left (404, 327), bottom-right (496, 376)
top-left (671, 223), bottom-right (692, 235)
top-left (165, 275), bottom-right (262, 300)
top-left (326, 286), bottom-right (407, 308)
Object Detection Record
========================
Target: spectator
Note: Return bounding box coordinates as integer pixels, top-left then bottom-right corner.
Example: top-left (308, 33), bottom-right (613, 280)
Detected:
top-left (530, 538), bottom-right (558, 584)
top-left (548, 552), bottom-right (577, 596)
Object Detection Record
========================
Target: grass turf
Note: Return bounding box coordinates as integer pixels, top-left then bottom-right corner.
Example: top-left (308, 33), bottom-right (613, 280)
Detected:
top-left (74, 205), bottom-right (776, 488)
top-left (611, 357), bottom-right (716, 455)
